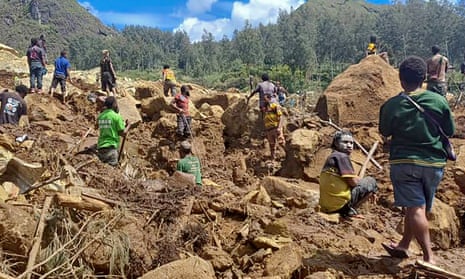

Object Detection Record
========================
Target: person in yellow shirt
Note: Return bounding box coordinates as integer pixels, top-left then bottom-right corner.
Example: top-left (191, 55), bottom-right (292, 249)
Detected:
top-left (162, 64), bottom-right (177, 97)
top-left (366, 35), bottom-right (389, 63)
top-left (319, 130), bottom-right (378, 218)
top-left (263, 93), bottom-right (284, 160)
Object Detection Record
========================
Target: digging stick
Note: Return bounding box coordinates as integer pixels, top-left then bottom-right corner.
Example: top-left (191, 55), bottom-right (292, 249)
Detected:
top-left (358, 141), bottom-right (379, 178)
top-left (118, 130), bottom-right (128, 163)
top-left (68, 127), bottom-right (93, 153)
top-left (319, 119), bottom-right (383, 170)
top-left (25, 196), bottom-right (53, 279)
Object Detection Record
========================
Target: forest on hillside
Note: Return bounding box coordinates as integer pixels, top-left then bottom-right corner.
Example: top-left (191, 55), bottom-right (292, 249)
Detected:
top-left (26, 0), bottom-right (465, 92)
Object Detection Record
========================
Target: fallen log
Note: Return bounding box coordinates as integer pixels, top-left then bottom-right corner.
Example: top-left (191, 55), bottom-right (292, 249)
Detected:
top-left (25, 196), bottom-right (53, 279)
top-left (415, 260), bottom-right (465, 279)
top-left (55, 193), bottom-right (111, 212)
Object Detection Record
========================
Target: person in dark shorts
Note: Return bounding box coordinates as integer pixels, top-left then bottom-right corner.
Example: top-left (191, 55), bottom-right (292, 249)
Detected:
top-left (50, 50), bottom-right (71, 103)
top-left (426, 45), bottom-right (449, 96)
top-left (171, 85), bottom-right (192, 139)
top-left (26, 38), bottom-right (46, 93)
top-left (100, 50), bottom-right (117, 96)
top-left (319, 130), bottom-right (378, 218)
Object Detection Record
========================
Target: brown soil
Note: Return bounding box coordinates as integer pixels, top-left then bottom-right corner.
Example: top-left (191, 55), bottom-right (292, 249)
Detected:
top-left (0, 53), bottom-right (463, 279)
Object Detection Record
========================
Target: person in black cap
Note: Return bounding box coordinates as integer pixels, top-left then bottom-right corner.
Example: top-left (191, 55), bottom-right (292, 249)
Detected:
top-left (171, 85), bottom-right (192, 138)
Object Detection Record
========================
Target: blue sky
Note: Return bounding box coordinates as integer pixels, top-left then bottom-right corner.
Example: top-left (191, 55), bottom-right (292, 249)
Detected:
top-left (78, 0), bottom-right (391, 42)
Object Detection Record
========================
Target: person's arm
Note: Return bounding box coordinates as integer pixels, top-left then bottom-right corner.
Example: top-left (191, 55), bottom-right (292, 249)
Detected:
top-left (109, 60), bottom-right (116, 80)
top-left (118, 119), bottom-right (131, 137)
top-left (171, 98), bottom-right (183, 114)
top-left (247, 85), bottom-right (260, 100)
top-left (344, 177), bottom-right (360, 188)
top-left (378, 102), bottom-right (392, 137)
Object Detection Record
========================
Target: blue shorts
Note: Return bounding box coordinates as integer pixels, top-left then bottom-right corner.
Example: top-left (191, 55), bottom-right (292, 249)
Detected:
top-left (390, 164), bottom-right (443, 212)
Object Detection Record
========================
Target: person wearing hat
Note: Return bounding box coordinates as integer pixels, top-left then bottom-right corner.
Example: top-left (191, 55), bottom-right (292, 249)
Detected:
top-left (262, 92), bottom-right (284, 160)
top-left (319, 130), bottom-right (378, 218)
top-left (0, 85), bottom-right (29, 126)
top-left (100, 49), bottom-right (117, 96)
top-left (176, 140), bottom-right (202, 186)
top-left (171, 85), bottom-right (192, 138)
top-left (96, 96), bottom-right (130, 166)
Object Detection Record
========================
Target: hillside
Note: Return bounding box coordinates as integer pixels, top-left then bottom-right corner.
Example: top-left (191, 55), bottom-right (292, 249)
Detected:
top-left (0, 0), bottom-right (117, 57)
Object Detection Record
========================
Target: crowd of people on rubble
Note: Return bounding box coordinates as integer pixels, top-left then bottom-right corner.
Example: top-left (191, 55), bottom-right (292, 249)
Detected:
top-left (0, 34), bottom-right (459, 267)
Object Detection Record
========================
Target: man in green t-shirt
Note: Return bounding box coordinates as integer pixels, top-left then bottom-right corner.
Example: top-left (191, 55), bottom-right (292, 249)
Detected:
top-left (176, 140), bottom-right (202, 186)
top-left (97, 96), bottom-right (130, 166)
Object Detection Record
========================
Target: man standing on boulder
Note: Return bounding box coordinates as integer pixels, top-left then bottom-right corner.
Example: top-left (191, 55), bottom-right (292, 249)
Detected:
top-left (247, 73), bottom-right (277, 136)
top-left (319, 130), bottom-right (378, 218)
top-left (162, 64), bottom-right (177, 97)
top-left (96, 96), bottom-right (130, 166)
top-left (379, 55), bottom-right (455, 264)
top-left (49, 50), bottom-right (71, 103)
top-left (100, 50), bottom-right (117, 96)
top-left (0, 85), bottom-right (29, 126)
top-left (426, 45), bottom-right (449, 96)
top-left (171, 85), bottom-right (192, 139)
top-left (26, 38), bottom-right (46, 93)
top-left (177, 140), bottom-right (202, 186)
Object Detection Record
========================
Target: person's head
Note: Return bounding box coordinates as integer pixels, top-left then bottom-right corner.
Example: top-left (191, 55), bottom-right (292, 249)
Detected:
top-left (399, 55), bottom-right (426, 90)
top-left (181, 85), bottom-right (190, 96)
top-left (103, 96), bottom-right (119, 113)
top-left (261, 73), bottom-right (270, 81)
top-left (30, 38), bottom-right (38, 46)
top-left (180, 140), bottom-right (192, 156)
top-left (39, 34), bottom-right (45, 40)
top-left (432, 45), bottom-right (440, 55)
top-left (15, 84), bottom-right (28, 98)
top-left (331, 130), bottom-right (354, 154)
top-left (370, 35), bottom-right (377, 44)
top-left (102, 49), bottom-right (110, 57)
top-left (60, 50), bottom-right (67, 57)
top-left (163, 64), bottom-right (170, 70)
top-left (276, 81), bottom-right (281, 86)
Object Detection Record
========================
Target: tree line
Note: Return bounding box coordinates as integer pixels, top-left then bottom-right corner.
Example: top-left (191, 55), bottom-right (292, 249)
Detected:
top-left (67, 0), bottom-right (465, 92)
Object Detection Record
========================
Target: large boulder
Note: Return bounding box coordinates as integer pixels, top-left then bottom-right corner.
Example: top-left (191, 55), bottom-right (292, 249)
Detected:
top-left (280, 129), bottom-right (321, 180)
top-left (260, 176), bottom-right (319, 208)
top-left (118, 94), bottom-right (143, 124)
top-left (139, 256), bottom-right (215, 279)
top-left (428, 198), bottom-right (460, 249)
top-left (222, 98), bottom-right (260, 138)
top-left (140, 96), bottom-right (199, 120)
top-left (191, 92), bottom-right (241, 110)
top-left (315, 55), bottom-right (402, 126)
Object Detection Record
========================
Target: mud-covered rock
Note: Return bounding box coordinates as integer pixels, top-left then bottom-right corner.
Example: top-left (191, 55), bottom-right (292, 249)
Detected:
top-left (264, 244), bottom-right (302, 278)
top-left (202, 246), bottom-right (234, 271)
top-left (0, 203), bottom-right (35, 255)
top-left (261, 176), bottom-right (319, 208)
top-left (428, 198), bottom-right (460, 249)
top-left (139, 256), bottom-right (215, 279)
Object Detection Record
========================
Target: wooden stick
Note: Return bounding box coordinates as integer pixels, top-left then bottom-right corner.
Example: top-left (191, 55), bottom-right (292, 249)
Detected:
top-left (55, 193), bottom-right (111, 212)
top-left (415, 260), bottom-right (465, 279)
top-left (68, 127), bottom-right (93, 153)
top-left (358, 141), bottom-right (379, 178)
top-left (81, 192), bottom-right (123, 207)
top-left (320, 119), bottom-right (383, 170)
top-left (24, 196), bottom-right (53, 279)
top-left (22, 174), bottom-right (63, 194)
top-left (0, 272), bottom-right (17, 279)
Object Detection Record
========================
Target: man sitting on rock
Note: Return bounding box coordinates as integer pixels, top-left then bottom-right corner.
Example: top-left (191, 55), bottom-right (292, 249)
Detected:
top-left (319, 130), bottom-right (378, 218)
top-left (176, 140), bottom-right (202, 186)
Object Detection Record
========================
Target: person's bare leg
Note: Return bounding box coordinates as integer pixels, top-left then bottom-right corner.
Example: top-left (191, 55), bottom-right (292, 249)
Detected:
top-left (398, 206), bottom-right (435, 264)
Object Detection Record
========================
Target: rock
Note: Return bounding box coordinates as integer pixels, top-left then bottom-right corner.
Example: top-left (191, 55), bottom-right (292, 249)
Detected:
top-left (139, 256), bottom-right (215, 279)
top-left (134, 80), bottom-right (162, 99)
top-left (3, 156), bottom-right (43, 193)
top-left (453, 167), bottom-right (465, 195)
top-left (305, 271), bottom-right (338, 279)
top-left (264, 244), bottom-right (302, 279)
top-left (315, 55), bottom-right (402, 126)
top-left (141, 96), bottom-right (199, 120)
top-left (280, 129), bottom-right (321, 180)
top-left (252, 236), bottom-right (292, 249)
top-left (0, 203), bottom-right (35, 255)
top-left (26, 94), bottom-right (60, 121)
top-left (222, 98), bottom-right (260, 138)
top-left (2, 181), bottom-right (20, 200)
top-left (261, 176), bottom-right (319, 208)
top-left (428, 198), bottom-right (460, 249)
top-left (0, 145), bottom-right (14, 174)
top-left (264, 219), bottom-right (290, 237)
top-left (118, 94), bottom-right (143, 124)
top-left (250, 248), bottom-right (273, 263)
top-left (202, 246), bottom-right (234, 271)
top-left (192, 92), bottom-right (241, 110)
top-left (198, 103), bottom-right (224, 119)
top-left (242, 186), bottom-right (272, 206)
top-left (317, 212), bottom-right (340, 224)
top-left (0, 186), bottom-right (8, 202)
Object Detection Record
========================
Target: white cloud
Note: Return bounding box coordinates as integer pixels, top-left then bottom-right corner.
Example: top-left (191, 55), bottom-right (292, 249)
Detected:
top-left (175, 17), bottom-right (231, 42)
top-left (186, 0), bottom-right (218, 14)
top-left (78, 1), bottom-right (99, 17)
top-left (177, 0), bottom-right (305, 41)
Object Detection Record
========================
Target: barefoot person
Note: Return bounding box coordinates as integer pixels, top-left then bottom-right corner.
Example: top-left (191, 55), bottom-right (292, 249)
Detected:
top-left (379, 56), bottom-right (455, 264)
top-left (319, 130), bottom-right (378, 218)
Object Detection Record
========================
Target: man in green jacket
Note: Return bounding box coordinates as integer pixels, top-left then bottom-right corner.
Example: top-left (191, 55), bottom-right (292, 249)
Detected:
top-left (97, 96), bottom-right (130, 166)
top-left (379, 55), bottom-right (455, 264)
top-left (176, 140), bottom-right (202, 186)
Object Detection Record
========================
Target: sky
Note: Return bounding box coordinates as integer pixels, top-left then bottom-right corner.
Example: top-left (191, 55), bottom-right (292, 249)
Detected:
top-left (78, 0), bottom-right (392, 42)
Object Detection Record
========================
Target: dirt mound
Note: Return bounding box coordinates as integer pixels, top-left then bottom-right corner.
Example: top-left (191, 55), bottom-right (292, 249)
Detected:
top-left (315, 55), bottom-right (402, 126)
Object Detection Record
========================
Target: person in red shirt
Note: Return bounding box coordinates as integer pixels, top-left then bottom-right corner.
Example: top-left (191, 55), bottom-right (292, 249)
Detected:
top-left (171, 85), bottom-right (191, 138)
